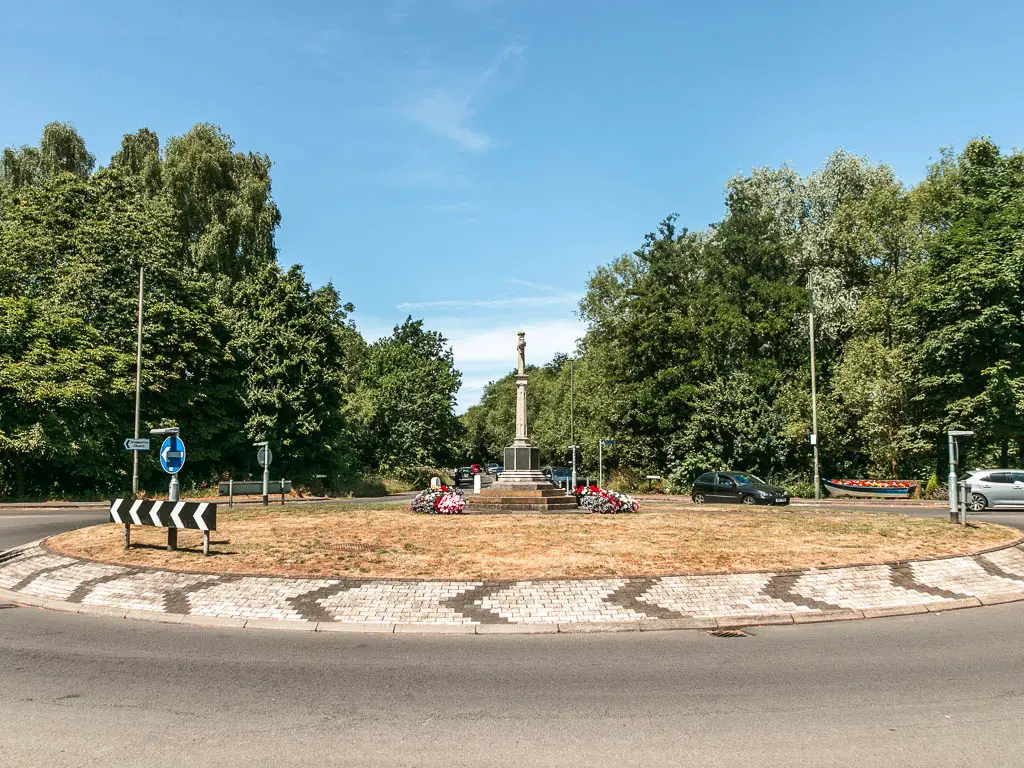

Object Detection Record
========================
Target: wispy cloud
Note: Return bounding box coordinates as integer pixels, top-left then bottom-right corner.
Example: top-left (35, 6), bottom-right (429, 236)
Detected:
top-left (449, 318), bottom-right (585, 410)
top-left (398, 43), bottom-right (525, 152)
top-left (504, 277), bottom-right (557, 292)
top-left (397, 293), bottom-right (581, 311)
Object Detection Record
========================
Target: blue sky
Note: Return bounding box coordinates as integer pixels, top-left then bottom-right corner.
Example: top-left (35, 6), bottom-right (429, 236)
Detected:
top-left (3, 0), bottom-right (1024, 410)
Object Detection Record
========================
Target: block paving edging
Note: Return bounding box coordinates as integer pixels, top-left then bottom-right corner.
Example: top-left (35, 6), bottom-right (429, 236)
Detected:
top-left (1, 537), bottom-right (1023, 634)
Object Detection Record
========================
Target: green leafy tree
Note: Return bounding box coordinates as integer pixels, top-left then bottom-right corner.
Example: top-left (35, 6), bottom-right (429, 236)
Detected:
top-left (349, 318), bottom-right (462, 471)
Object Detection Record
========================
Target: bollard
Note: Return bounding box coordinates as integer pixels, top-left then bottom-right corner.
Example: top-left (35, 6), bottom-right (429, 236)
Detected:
top-left (473, 473), bottom-right (482, 495)
top-left (228, 477), bottom-right (234, 508)
top-left (281, 477), bottom-right (286, 505)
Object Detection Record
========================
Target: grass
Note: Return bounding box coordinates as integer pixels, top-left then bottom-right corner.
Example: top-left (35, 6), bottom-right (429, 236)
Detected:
top-left (46, 503), bottom-right (1019, 581)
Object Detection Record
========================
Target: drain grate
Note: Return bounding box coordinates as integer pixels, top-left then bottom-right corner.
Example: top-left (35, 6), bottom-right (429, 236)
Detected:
top-left (708, 628), bottom-right (747, 638)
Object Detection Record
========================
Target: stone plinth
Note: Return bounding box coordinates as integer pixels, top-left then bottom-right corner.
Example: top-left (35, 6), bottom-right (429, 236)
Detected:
top-left (471, 486), bottom-right (580, 513)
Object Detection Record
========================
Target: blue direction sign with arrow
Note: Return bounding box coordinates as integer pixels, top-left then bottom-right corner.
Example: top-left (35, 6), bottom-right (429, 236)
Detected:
top-left (159, 435), bottom-right (186, 474)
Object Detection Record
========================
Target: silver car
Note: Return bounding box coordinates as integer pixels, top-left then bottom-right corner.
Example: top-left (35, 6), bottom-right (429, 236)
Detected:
top-left (965, 469), bottom-right (1024, 511)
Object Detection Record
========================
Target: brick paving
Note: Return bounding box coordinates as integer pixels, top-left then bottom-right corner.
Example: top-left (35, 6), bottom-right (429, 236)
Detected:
top-left (1, 539), bottom-right (1023, 631)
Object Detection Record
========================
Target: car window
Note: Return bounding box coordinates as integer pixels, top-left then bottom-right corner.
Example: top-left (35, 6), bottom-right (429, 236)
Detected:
top-left (717, 475), bottom-right (736, 487)
top-left (1012, 472), bottom-right (1024, 484)
top-left (696, 473), bottom-right (714, 484)
top-left (988, 472), bottom-right (1013, 484)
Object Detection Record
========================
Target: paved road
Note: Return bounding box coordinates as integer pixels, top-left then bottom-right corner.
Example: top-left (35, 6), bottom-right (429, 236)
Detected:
top-left (2, 505), bottom-right (1023, 767)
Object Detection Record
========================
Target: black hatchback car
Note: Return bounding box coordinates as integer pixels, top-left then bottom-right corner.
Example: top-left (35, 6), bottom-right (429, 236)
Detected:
top-left (691, 472), bottom-right (790, 506)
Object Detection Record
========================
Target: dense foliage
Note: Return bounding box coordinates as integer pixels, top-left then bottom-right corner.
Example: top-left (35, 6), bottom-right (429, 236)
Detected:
top-left (463, 142), bottom-right (1024, 491)
top-left (0, 122), bottom-right (462, 498)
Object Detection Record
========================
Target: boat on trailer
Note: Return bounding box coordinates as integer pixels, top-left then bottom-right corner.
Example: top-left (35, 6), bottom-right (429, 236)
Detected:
top-left (822, 479), bottom-right (916, 498)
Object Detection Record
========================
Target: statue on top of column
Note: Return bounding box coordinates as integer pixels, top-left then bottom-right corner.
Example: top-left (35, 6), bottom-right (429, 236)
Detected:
top-left (516, 331), bottom-right (526, 375)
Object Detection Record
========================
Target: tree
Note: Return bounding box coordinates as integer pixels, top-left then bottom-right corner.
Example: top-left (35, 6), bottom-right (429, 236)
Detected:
top-left (162, 124), bottom-right (280, 279)
top-left (349, 318), bottom-right (462, 471)
top-left (906, 139), bottom-right (1024, 467)
top-left (228, 263), bottom-right (363, 479)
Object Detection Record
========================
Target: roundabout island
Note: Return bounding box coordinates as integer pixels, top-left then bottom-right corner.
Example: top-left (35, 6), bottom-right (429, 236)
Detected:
top-left (3, 502), bottom-right (1023, 633)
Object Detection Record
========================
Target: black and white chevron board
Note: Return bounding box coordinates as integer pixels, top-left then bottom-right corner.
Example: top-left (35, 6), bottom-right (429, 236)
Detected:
top-left (109, 499), bottom-right (217, 531)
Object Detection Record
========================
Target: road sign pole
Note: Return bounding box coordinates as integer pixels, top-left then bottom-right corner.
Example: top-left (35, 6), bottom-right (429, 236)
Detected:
top-left (263, 463), bottom-right (269, 507)
top-left (167, 472), bottom-right (179, 551)
top-left (599, 440), bottom-right (603, 488)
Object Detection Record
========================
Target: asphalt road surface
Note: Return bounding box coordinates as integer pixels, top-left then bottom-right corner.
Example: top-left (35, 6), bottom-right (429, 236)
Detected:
top-left (2, 505), bottom-right (1023, 767)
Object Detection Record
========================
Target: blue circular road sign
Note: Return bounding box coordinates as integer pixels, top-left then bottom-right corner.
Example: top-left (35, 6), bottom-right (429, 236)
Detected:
top-left (159, 435), bottom-right (186, 474)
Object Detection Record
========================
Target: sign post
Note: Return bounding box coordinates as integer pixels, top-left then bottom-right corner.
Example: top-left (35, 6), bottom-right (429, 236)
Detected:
top-left (153, 427), bottom-right (185, 550)
top-left (568, 444), bottom-right (579, 493)
top-left (255, 442), bottom-right (272, 506)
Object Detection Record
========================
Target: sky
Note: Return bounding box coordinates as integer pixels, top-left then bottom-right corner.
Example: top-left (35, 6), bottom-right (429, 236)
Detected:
top-left (3, 0), bottom-right (1024, 410)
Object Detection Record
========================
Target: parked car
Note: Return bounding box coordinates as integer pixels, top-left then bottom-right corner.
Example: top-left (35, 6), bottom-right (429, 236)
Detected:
top-left (454, 467), bottom-right (474, 487)
top-left (471, 463), bottom-right (483, 474)
top-left (542, 466), bottom-right (574, 487)
top-left (963, 469), bottom-right (1024, 511)
top-left (690, 472), bottom-right (790, 506)
top-left (486, 463), bottom-right (500, 475)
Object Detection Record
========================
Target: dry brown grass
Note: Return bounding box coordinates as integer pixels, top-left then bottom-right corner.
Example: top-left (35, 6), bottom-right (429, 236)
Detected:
top-left (47, 504), bottom-right (1019, 581)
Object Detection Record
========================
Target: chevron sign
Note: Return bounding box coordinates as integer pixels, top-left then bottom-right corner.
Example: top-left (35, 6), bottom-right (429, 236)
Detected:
top-left (109, 499), bottom-right (217, 531)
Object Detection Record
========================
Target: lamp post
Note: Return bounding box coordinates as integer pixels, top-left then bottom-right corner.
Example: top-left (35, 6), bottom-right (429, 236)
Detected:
top-left (131, 265), bottom-right (144, 498)
top-left (808, 273), bottom-right (821, 500)
top-left (570, 359), bottom-right (576, 489)
top-left (948, 430), bottom-right (975, 523)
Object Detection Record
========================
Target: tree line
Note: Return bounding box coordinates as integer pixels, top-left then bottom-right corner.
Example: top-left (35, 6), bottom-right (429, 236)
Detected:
top-left (463, 141), bottom-right (1024, 493)
top-left (0, 122), bottom-right (463, 498)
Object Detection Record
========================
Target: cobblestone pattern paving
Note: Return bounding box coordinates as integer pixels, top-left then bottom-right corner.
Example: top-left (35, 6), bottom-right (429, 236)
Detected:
top-left (2, 541), bottom-right (1024, 626)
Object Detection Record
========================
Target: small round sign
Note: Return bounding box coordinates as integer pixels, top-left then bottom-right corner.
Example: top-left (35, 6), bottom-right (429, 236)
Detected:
top-left (159, 435), bottom-right (186, 475)
top-left (257, 446), bottom-right (273, 468)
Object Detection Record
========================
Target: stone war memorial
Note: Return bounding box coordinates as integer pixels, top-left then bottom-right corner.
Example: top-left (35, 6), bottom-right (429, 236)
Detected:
top-left (471, 331), bottom-right (579, 512)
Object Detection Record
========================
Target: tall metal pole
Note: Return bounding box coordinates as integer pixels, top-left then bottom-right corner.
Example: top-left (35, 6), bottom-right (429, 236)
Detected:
top-left (132, 265), bottom-right (144, 498)
top-left (570, 359), bottom-right (576, 489)
top-left (948, 433), bottom-right (958, 522)
top-left (809, 274), bottom-right (821, 499)
top-left (599, 439), bottom-right (603, 489)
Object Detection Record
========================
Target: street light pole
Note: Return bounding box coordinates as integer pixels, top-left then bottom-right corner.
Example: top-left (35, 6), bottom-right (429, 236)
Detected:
top-left (809, 273), bottom-right (821, 500)
top-left (132, 265), bottom-right (144, 498)
top-left (570, 359), bottom-right (576, 489)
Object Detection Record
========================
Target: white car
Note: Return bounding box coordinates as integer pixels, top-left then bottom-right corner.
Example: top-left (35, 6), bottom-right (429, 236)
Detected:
top-left (964, 469), bottom-right (1024, 511)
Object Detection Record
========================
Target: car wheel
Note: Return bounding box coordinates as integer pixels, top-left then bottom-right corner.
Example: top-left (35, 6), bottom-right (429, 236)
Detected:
top-left (692, 492), bottom-right (706, 504)
top-left (741, 494), bottom-right (757, 506)
top-left (969, 493), bottom-right (988, 512)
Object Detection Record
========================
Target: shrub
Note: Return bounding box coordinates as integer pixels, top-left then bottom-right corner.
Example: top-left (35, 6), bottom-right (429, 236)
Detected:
top-left (393, 466), bottom-right (454, 488)
top-left (925, 472), bottom-right (940, 498)
top-left (606, 467), bottom-right (655, 493)
top-left (783, 481), bottom-right (818, 499)
top-left (332, 474), bottom-right (388, 498)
